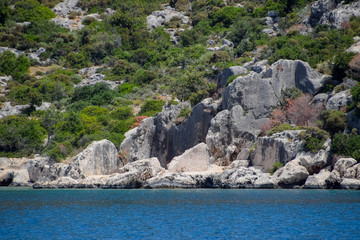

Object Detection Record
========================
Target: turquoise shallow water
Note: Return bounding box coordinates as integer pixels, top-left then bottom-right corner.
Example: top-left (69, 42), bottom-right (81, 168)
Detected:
top-left (0, 188), bottom-right (360, 240)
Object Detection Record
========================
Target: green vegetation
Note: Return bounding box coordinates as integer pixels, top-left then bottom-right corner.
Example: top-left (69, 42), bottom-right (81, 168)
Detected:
top-left (299, 127), bottom-right (330, 154)
top-left (138, 99), bottom-right (165, 117)
top-left (332, 131), bottom-right (360, 161)
top-left (266, 123), bottom-right (301, 136)
top-left (269, 162), bottom-right (284, 174)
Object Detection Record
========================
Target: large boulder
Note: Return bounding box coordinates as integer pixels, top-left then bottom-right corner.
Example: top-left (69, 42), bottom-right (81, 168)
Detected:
top-left (120, 99), bottom-right (219, 167)
top-left (325, 90), bottom-right (352, 110)
top-left (333, 158), bottom-right (357, 177)
top-left (251, 130), bottom-right (303, 172)
top-left (303, 169), bottom-right (332, 189)
top-left (167, 143), bottom-right (211, 172)
top-left (104, 158), bottom-right (164, 188)
top-left (213, 160), bottom-right (275, 188)
top-left (273, 159), bottom-right (309, 187)
top-left (73, 139), bottom-right (121, 176)
top-left (206, 106), bottom-right (267, 165)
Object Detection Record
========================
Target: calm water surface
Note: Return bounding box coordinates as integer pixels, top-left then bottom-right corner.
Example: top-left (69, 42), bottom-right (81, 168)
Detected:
top-left (0, 188), bottom-right (359, 239)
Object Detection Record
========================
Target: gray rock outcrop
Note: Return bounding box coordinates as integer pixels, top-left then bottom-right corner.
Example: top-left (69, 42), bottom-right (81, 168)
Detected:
top-left (251, 130), bottom-right (303, 172)
top-left (0, 102), bottom-right (52, 119)
top-left (309, 0), bottom-right (360, 28)
top-left (73, 139), bottom-right (121, 175)
top-left (120, 99), bottom-right (219, 167)
top-left (222, 59), bottom-right (325, 114)
top-left (326, 90), bottom-right (352, 110)
top-left (75, 74), bottom-right (121, 90)
top-left (206, 105), bottom-right (268, 165)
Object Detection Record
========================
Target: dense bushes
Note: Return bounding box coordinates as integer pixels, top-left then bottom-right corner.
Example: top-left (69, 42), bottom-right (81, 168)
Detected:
top-left (0, 51), bottom-right (30, 81)
top-left (0, 116), bottom-right (45, 156)
top-left (332, 132), bottom-right (360, 161)
top-left (299, 127), bottom-right (330, 154)
top-left (138, 99), bottom-right (165, 117)
top-left (14, 0), bottom-right (55, 22)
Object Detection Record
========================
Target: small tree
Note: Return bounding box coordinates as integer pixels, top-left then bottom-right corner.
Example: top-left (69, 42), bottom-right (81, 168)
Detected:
top-left (285, 94), bottom-right (322, 127)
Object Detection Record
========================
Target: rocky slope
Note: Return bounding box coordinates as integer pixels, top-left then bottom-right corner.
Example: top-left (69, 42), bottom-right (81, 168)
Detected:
top-left (2, 58), bottom-right (360, 190)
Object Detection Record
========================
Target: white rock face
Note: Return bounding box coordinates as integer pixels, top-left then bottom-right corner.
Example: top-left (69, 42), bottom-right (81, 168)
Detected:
top-left (167, 143), bottom-right (211, 172)
top-left (73, 139), bottom-right (121, 176)
top-left (304, 169), bottom-right (331, 189)
top-left (273, 159), bottom-right (309, 187)
top-left (334, 158), bottom-right (357, 177)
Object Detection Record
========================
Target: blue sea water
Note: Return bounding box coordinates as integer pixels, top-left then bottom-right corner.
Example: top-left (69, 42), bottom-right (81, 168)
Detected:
top-left (0, 188), bottom-right (359, 240)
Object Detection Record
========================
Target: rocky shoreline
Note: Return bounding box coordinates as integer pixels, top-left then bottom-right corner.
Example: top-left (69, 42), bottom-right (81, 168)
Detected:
top-left (1, 140), bottom-right (360, 190)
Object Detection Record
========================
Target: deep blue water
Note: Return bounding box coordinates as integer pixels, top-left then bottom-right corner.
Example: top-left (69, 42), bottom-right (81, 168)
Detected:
top-left (0, 189), bottom-right (360, 240)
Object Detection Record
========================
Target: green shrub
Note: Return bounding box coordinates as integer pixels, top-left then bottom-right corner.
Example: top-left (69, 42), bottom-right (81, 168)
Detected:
top-left (299, 127), bottom-right (330, 154)
top-left (71, 83), bottom-right (116, 107)
top-left (267, 123), bottom-right (300, 136)
top-left (0, 51), bottom-right (30, 81)
top-left (332, 132), bottom-right (360, 161)
top-left (178, 106), bottom-right (192, 118)
top-left (332, 52), bottom-right (356, 81)
top-left (14, 0), bottom-right (56, 22)
top-left (0, 116), bottom-right (46, 156)
top-left (138, 99), bottom-right (165, 117)
top-left (110, 106), bottom-right (133, 120)
top-left (65, 52), bottom-right (90, 69)
top-left (269, 162), bottom-right (284, 174)
top-left (210, 6), bottom-right (247, 28)
top-left (320, 110), bottom-right (346, 136)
